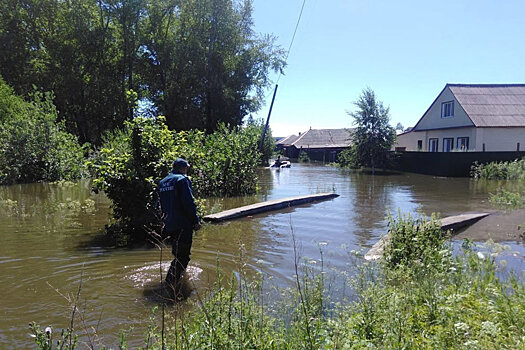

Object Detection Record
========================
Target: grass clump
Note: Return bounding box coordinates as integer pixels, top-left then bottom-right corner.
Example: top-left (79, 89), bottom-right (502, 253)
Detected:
top-left (383, 212), bottom-right (449, 269)
top-left (471, 158), bottom-right (525, 180)
top-left (489, 189), bottom-right (525, 209)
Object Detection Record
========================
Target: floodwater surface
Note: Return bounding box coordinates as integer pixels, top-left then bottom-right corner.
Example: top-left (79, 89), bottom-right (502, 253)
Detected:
top-left (0, 164), bottom-right (524, 348)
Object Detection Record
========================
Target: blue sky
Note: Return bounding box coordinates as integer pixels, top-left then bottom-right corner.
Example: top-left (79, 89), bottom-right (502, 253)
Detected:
top-left (251, 0), bottom-right (525, 137)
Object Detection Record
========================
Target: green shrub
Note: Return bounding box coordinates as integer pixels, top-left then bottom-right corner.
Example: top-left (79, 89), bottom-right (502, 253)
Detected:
top-left (337, 146), bottom-right (358, 168)
top-left (0, 78), bottom-right (86, 184)
top-left (471, 158), bottom-right (525, 180)
top-left (89, 117), bottom-right (262, 244)
top-left (489, 189), bottom-right (524, 209)
top-left (88, 116), bottom-right (181, 244)
top-left (192, 123), bottom-right (261, 197)
top-left (383, 213), bottom-right (450, 270)
top-left (298, 150), bottom-right (310, 163)
top-left (245, 117), bottom-right (275, 166)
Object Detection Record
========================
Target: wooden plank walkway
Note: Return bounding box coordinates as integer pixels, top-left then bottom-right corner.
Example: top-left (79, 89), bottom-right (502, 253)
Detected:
top-left (364, 212), bottom-right (490, 261)
top-left (203, 192), bottom-right (339, 222)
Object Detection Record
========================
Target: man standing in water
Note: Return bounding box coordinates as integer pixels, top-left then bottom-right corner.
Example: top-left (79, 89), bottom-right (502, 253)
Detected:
top-left (158, 158), bottom-right (201, 298)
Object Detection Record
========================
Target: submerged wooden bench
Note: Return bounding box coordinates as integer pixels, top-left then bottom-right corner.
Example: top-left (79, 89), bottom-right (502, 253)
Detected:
top-left (364, 212), bottom-right (490, 261)
top-left (203, 192), bottom-right (339, 222)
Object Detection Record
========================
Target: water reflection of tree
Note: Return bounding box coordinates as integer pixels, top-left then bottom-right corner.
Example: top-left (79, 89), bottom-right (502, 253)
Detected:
top-left (349, 172), bottom-right (399, 247)
top-left (0, 180), bottom-right (109, 234)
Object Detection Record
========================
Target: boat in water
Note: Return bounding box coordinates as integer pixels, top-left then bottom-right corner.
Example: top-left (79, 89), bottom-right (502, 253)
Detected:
top-left (270, 156), bottom-right (291, 168)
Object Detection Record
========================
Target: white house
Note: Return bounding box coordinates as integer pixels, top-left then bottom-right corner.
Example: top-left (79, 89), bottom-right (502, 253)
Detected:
top-left (396, 84), bottom-right (525, 152)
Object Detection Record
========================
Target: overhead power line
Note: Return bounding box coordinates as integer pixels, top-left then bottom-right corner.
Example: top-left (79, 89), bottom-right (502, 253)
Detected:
top-left (277, 0), bottom-right (307, 85)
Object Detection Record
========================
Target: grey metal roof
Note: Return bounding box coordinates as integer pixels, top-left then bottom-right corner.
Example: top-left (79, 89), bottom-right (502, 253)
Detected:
top-left (292, 128), bottom-right (353, 149)
top-left (449, 84), bottom-right (525, 127)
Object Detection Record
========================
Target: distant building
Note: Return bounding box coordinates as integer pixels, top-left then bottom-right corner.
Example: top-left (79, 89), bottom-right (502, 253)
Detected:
top-left (396, 84), bottom-right (525, 152)
top-left (277, 128), bottom-right (353, 162)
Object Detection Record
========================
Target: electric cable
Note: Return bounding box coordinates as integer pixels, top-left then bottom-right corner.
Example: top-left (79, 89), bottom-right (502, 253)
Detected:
top-left (276, 0), bottom-right (307, 85)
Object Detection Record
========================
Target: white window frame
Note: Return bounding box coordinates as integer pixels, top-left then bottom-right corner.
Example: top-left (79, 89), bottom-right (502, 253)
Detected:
top-left (443, 138), bottom-right (454, 152)
top-left (429, 138), bottom-right (439, 152)
top-left (441, 101), bottom-right (454, 118)
top-left (457, 137), bottom-right (469, 151)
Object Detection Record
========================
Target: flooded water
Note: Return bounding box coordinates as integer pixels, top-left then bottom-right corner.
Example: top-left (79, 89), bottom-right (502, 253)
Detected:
top-left (1, 164), bottom-right (524, 348)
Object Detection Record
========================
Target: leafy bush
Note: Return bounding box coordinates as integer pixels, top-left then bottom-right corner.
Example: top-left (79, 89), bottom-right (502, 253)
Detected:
top-left (0, 78), bottom-right (86, 184)
top-left (192, 123), bottom-right (261, 197)
top-left (471, 158), bottom-right (525, 180)
top-left (298, 150), bottom-right (310, 163)
top-left (88, 116), bottom-right (181, 244)
top-left (383, 213), bottom-right (450, 270)
top-left (337, 146), bottom-right (359, 168)
top-left (489, 189), bottom-right (524, 209)
top-left (89, 117), bottom-right (262, 244)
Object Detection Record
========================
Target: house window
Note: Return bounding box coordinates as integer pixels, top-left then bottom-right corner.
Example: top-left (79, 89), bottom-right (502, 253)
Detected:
top-left (457, 137), bottom-right (469, 151)
top-left (443, 138), bottom-right (454, 152)
top-left (417, 140), bottom-right (422, 150)
top-left (429, 138), bottom-right (439, 152)
top-left (441, 101), bottom-right (454, 118)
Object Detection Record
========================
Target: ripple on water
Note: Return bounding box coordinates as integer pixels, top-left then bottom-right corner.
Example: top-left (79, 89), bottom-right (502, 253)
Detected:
top-left (126, 263), bottom-right (203, 288)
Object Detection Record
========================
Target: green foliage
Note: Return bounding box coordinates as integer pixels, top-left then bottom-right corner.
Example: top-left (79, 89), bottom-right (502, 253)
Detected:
top-left (33, 233), bottom-right (525, 349)
top-left (246, 116), bottom-right (275, 166)
top-left (88, 116), bottom-right (179, 244)
top-left (192, 123), bottom-right (261, 197)
top-left (471, 158), bottom-right (525, 180)
top-left (0, 78), bottom-right (86, 185)
top-left (298, 150), bottom-right (310, 163)
top-left (489, 189), bottom-right (524, 209)
top-left (29, 322), bottom-right (77, 350)
top-left (0, 0), bottom-right (285, 144)
top-left (348, 88), bottom-right (396, 173)
top-left (336, 145), bottom-right (359, 168)
top-left (89, 117), bottom-right (262, 244)
top-left (142, 0), bottom-right (286, 132)
top-left (383, 213), bottom-right (450, 270)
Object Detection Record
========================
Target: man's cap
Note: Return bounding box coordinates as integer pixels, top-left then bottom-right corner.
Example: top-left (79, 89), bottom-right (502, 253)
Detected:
top-left (173, 158), bottom-right (189, 169)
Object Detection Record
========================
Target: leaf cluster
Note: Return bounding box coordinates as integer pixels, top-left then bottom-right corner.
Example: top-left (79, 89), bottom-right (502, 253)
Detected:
top-left (0, 77), bottom-right (86, 185)
top-left (88, 116), bottom-right (263, 244)
top-left (471, 158), bottom-right (525, 180)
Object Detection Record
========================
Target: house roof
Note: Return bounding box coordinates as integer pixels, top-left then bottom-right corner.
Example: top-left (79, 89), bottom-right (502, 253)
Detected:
top-left (276, 134), bottom-right (299, 145)
top-left (291, 128), bottom-right (353, 149)
top-left (448, 84), bottom-right (525, 127)
top-left (413, 84), bottom-right (525, 131)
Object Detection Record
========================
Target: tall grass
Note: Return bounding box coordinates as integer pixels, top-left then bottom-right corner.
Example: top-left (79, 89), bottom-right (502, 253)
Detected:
top-left (31, 214), bottom-right (525, 349)
top-left (471, 158), bottom-right (525, 180)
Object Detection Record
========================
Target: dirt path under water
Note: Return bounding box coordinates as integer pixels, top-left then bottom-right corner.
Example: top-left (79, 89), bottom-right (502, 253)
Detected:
top-left (455, 209), bottom-right (525, 242)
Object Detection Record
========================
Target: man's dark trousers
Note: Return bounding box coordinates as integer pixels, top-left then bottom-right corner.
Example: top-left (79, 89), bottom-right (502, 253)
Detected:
top-left (165, 228), bottom-right (193, 290)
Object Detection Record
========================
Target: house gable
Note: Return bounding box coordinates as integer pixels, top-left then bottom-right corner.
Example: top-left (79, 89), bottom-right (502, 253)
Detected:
top-left (413, 85), bottom-right (475, 131)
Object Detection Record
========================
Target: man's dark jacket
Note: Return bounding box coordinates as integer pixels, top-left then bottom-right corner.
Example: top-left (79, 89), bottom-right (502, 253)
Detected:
top-left (158, 171), bottom-right (199, 232)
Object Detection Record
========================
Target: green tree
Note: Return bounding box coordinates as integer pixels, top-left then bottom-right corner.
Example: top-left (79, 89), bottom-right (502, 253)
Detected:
top-left (1, 0), bottom-right (285, 144)
top-left (0, 77), bottom-right (86, 184)
top-left (348, 88), bottom-right (396, 174)
top-left (0, 0), bottom-right (135, 144)
top-left (140, 0), bottom-right (286, 132)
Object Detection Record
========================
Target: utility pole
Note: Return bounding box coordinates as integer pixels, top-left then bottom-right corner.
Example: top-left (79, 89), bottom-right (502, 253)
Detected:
top-left (259, 84), bottom-right (278, 152)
